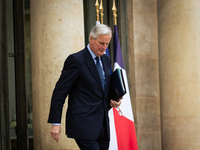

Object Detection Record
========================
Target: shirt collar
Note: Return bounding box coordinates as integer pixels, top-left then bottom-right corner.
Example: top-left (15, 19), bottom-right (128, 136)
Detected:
top-left (87, 44), bottom-right (97, 59)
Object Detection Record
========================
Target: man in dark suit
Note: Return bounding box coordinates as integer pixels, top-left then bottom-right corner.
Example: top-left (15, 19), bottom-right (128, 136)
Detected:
top-left (48, 24), bottom-right (121, 150)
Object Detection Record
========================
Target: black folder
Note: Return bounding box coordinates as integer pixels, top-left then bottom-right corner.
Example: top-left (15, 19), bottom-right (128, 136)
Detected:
top-left (110, 68), bottom-right (126, 101)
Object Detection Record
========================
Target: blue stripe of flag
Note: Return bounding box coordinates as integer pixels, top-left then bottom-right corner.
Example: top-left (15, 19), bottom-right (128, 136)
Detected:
top-left (114, 25), bottom-right (125, 69)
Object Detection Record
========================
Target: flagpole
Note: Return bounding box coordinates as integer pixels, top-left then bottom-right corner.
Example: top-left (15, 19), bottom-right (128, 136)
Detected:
top-left (99, 0), bottom-right (104, 24)
top-left (112, 0), bottom-right (117, 25)
top-left (95, 0), bottom-right (99, 22)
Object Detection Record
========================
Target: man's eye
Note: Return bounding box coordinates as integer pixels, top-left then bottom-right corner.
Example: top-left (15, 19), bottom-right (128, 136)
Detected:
top-left (99, 42), bottom-right (109, 46)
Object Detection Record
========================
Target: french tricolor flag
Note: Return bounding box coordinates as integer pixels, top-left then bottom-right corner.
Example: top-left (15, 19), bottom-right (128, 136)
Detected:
top-left (108, 25), bottom-right (138, 150)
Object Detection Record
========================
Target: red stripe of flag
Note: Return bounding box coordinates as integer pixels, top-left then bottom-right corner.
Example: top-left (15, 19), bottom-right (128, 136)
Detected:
top-left (113, 108), bottom-right (138, 150)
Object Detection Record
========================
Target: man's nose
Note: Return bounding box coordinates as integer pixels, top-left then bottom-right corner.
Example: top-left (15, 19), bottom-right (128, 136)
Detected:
top-left (102, 44), bottom-right (107, 49)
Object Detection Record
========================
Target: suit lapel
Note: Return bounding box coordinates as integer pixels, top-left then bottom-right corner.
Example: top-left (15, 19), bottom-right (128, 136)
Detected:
top-left (101, 55), bottom-right (110, 95)
top-left (84, 48), bottom-right (104, 93)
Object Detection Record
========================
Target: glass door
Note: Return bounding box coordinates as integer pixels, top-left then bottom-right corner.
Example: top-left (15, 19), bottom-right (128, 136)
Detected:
top-left (7, 0), bottom-right (33, 149)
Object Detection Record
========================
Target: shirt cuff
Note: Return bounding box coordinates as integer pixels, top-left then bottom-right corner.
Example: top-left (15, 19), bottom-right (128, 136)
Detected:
top-left (51, 123), bottom-right (61, 126)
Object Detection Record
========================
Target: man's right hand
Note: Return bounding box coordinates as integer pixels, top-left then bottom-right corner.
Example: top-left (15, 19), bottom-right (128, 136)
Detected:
top-left (50, 125), bottom-right (61, 142)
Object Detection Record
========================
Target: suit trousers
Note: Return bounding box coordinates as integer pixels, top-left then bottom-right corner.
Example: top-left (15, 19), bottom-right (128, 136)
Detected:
top-left (75, 116), bottom-right (109, 150)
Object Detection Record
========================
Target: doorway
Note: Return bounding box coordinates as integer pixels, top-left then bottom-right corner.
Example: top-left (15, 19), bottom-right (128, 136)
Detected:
top-left (6, 0), bottom-right (33, 149)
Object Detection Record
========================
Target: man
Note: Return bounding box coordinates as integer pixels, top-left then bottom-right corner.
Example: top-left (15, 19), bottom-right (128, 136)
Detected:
top-left (48, 24), bottom-right (121, 150)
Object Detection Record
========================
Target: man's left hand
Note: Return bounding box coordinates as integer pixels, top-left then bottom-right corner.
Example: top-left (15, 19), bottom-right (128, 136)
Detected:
top-left (110, 97), bottom-right (123, 107)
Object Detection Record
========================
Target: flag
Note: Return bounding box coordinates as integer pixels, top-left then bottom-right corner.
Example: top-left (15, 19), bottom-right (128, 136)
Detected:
top-left (108, 25), bottom-right (138, 150)
top-left (96, 21), bottom-right (101, 26)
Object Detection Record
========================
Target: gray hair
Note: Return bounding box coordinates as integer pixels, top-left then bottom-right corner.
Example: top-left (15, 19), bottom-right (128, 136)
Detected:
top-left (89, 24), bottom-right (112, 41)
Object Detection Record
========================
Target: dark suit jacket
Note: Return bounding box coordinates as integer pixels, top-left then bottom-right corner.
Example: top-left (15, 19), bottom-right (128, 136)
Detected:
top-left (48, 47), bottom-right (112, 140)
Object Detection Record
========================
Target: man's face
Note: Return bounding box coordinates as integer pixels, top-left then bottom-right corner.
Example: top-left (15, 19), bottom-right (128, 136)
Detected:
top-left (89, 34), bottom-right (112, 57)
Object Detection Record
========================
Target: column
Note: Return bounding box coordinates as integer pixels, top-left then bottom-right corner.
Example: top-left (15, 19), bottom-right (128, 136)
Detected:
top-left (30, 0), bottom-right (84, 149)
top-left (158, 0), bottom-right (200, 149)
top-left (127, 0), bottom-right (161, 149)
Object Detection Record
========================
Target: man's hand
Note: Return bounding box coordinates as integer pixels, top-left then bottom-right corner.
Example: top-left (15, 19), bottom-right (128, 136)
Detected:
top-left (110, 97), bottom-right (123, 108)
top-left (50, 125), bottom-right (61, 142)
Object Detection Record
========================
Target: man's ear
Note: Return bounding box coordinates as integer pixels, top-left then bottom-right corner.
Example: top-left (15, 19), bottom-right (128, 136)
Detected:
top-left (89, 36), bottom-right (93, 42)
top-left (89, 36), bottom-right (94, 43)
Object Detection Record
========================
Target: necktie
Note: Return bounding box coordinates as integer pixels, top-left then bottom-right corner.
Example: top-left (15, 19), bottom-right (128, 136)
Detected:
top-left (95, 57), bottom-right (105, 92)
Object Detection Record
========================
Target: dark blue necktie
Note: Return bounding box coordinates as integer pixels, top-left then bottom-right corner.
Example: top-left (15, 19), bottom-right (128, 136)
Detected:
top-left (95, 57), bottom-right (105, 92)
